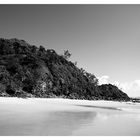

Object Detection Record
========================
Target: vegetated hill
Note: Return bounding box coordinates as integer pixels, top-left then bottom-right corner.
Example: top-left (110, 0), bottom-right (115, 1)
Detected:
top-left (0, 38), bottom-right (130, 101)
top-left (98, 84), bottom-right (130, 101)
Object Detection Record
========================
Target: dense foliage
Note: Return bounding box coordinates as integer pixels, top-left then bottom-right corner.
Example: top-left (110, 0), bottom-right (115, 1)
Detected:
top-left (98, 84), bottom-right (130, 101)
top-left (0, 38), bottom-right (130, 101)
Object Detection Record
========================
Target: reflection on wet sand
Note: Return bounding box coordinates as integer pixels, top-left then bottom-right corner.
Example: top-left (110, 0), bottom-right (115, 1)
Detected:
top-left (39, 111), bottom-right (96, 136)
top-left (0, 109), bottom-right (96, 136)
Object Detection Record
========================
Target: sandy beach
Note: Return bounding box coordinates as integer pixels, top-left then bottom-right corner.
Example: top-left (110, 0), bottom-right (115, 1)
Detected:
top-left (0, 97), bottom-right (140, 136)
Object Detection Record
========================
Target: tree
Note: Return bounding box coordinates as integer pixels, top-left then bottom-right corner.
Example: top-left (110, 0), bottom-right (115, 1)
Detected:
top-left (74, 61), bottom-right (77, 66)
top-left (62, 50), bottom-right (71, 60)
top-left (85, 72), bottom-right (98, 86)
top-left (80, 68), bottom-right (86, 75)
top-left (39, 45), bottom-right (46, 53)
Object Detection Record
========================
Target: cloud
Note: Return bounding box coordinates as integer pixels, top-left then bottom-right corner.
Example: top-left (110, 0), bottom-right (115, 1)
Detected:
top-left (115, 80), bottom-right (140, 97)
top-left (98, 76), bottom-right (140, 97)
top-left (98, 75), bottom-right (110, 85)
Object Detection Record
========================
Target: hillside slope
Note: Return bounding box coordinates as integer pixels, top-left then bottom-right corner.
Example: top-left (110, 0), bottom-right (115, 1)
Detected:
top-left (0, 38), bottom-right (130, 101)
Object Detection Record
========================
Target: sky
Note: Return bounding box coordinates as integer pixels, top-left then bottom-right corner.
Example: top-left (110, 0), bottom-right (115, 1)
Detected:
top-left (0, 4), bottom-right (140, 97)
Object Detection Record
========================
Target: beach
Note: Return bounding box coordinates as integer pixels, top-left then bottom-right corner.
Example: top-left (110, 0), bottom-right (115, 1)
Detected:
top-left (0, 97), bottom-right (140, 136)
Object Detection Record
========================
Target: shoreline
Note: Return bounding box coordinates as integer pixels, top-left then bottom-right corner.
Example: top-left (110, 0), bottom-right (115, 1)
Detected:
top-left (0, 97), bottom-right (139, 113)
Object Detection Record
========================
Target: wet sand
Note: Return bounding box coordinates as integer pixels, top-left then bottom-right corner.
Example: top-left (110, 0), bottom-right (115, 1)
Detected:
top-left (0, 97), bottom-right (140, 136)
